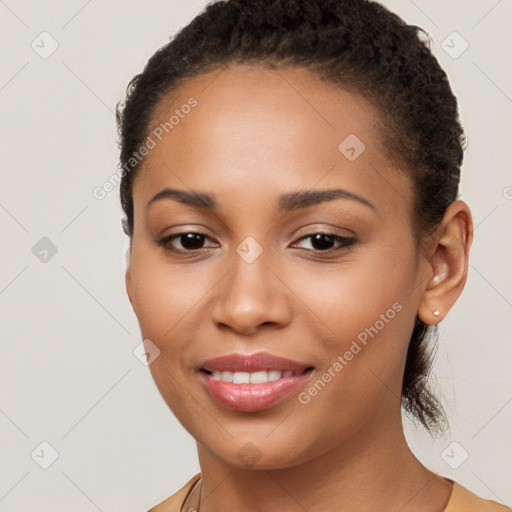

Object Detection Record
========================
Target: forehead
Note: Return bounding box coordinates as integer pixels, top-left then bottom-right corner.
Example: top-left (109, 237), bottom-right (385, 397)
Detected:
top-left (133, 65), bottom-right (411, 217)
top-left (148, 64), bottom-right (383, 152)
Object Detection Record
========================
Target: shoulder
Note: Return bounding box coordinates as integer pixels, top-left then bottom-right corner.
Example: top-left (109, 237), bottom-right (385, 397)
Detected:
top-left (146, 473), bottom-right (201, 512)
top-left (145, 474), bottom-right (512, 511)
top-left (445, 480), bottom-right (511, 512)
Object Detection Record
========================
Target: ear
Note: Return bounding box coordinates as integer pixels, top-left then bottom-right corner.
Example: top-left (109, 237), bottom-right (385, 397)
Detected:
top-left (125, 242), bottom-right (134, 309)
top-left (417, 200), bottom-right (473, 325)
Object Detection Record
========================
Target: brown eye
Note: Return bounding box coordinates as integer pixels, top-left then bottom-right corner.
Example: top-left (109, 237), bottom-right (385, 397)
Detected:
top-left (156, 232), bottom-right (218, 253)
top-left (293, 233), bottom-right (356, 253)
top-left (176, 233), bottom-right (207, 250)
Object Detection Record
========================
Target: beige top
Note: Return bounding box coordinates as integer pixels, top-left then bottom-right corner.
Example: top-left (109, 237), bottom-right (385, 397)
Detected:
top-left (147, 473), bottom-right (511, 512)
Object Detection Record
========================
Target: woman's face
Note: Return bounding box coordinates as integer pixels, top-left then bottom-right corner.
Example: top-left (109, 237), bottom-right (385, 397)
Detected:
top-left (126, 65), bottom-right (431, 468)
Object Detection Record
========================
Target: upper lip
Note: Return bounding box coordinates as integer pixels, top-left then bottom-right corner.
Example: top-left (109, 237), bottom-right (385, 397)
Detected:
top-left (200, 352), bottom-right (313, 373)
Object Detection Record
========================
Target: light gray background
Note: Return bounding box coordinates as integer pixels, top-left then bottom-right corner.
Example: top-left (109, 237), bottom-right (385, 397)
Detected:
top-left (0, 1), bottom-right (511, 510)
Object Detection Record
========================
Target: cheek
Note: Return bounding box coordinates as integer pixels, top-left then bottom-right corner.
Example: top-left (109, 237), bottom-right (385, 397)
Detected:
top-left (129, 246), bottom-right (214, 418)
top-left (286, 240), bottom-right (416, 341)
top-left (129, 244), bottom-right (209, 338)
top-left (284, 242), bottom-right (417, 403)
top-left (128, 244), bottom-right (218, 401)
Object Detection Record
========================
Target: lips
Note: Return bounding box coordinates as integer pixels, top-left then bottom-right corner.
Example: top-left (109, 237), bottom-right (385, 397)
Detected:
top-left (198, 352), bottom-right (314, 412)
top-left (200, 352), bottom-right (312, 373)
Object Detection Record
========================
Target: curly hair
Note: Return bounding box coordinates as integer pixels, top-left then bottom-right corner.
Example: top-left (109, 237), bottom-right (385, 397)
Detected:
top-left (116, 0), bottom-right (466, 435)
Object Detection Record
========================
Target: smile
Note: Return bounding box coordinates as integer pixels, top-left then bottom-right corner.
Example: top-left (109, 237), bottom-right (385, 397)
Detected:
top-left (205, 369), bottom-right (307, 384)
top-left (198, 352), bottom-right (314, 412)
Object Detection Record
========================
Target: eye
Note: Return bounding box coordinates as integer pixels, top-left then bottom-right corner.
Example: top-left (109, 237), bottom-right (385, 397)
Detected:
top-left (292, 233), bottom-right (356, 253)
top-left (155, 231), bottom-right (356, 255)
top-left (156, 231), bottom-right (218, 253)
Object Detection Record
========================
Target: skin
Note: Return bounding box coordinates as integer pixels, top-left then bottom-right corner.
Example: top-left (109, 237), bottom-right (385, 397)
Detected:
top-left (125, 65), bottom-right (473, 511)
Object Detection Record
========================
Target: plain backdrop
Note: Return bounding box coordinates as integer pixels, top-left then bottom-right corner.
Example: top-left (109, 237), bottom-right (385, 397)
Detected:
top-left (0, 1), bottom-right (511, 510)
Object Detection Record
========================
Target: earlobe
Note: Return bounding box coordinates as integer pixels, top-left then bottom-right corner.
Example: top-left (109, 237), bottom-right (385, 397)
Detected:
top-left (417, 200), bottom-right (473, 325)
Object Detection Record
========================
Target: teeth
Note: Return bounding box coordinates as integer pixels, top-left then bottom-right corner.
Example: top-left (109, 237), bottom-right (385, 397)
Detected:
top-left (221, 371), bottom-right (233, 382)
top-left (209, 369), bottom-right (304, 384)
top-left (250, 371), bottom-right (269, 383)
top-left (268, 370), bottom-right (282, 381)
top-left (233, 371), bottom-right (250, 384)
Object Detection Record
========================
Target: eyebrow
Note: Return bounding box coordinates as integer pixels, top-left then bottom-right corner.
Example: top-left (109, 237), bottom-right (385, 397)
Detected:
top-left (146, 187), bottom-right (376, 212)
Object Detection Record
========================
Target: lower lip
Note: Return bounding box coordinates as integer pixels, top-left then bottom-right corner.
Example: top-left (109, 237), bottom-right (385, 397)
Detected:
top-left (199, 370), bottom-right (313, 412)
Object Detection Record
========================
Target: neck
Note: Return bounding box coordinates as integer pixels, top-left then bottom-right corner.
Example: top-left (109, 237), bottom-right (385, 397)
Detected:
top-left (191, 407), bottom-right (453, 512)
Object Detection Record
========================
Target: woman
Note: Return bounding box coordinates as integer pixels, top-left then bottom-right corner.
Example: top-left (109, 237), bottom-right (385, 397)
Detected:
top-left (116, 0), bottom-right (510, 510)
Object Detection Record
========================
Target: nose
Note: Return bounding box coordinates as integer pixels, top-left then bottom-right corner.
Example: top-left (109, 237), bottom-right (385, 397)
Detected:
top-left (210, 251), bottom-right (292, 336)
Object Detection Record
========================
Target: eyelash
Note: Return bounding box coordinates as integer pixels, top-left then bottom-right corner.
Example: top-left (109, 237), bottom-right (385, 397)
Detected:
top-left (155, 231), bottom-right (356, 256)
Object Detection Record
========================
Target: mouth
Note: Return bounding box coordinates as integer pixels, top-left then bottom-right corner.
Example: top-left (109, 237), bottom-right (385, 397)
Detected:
top-left (201, 367), bottom-right (312, 383)
top-left (198, 352), bottom-right (314, 412)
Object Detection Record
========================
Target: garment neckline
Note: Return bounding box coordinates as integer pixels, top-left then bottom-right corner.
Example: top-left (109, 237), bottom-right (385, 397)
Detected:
top-left (182, 475), bottom-right (457, 511)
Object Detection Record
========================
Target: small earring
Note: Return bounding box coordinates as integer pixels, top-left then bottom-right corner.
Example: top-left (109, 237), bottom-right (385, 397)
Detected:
top-left (433, 310), bottom-right (440, 317)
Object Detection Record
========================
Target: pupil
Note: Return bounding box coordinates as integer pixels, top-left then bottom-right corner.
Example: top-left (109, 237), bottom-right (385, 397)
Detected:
top-left (312, 233), bottom-right (334, 250)
top-left (181, 233), bottom-right (204, 250)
